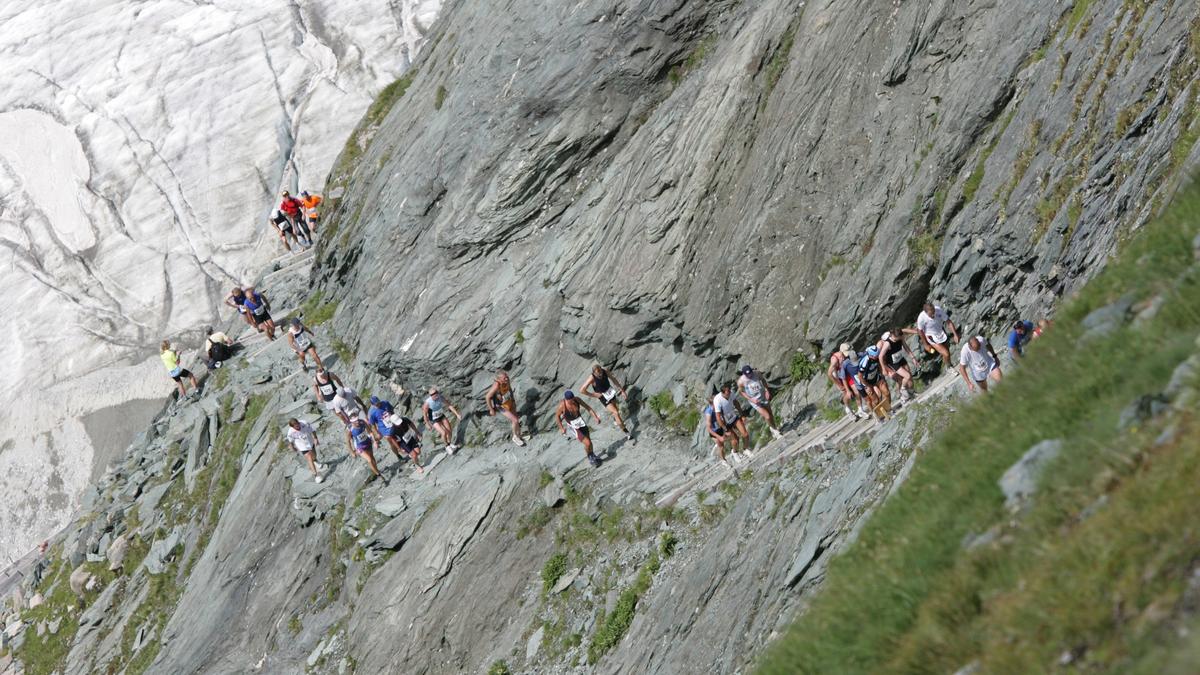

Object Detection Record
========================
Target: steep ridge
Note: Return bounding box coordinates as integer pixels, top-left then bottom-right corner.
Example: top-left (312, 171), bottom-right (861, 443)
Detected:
top-left (3, 0), bottom-right (1200, 674)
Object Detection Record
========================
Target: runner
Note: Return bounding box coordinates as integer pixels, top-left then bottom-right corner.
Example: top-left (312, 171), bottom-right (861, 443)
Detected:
top-left (906, 302), bottom-right (960, 367)
top-left (958, 335), bottom-right (1003, 393)
top-left (312, 369), bottom-right (346, 415)
top-left (367, 396), bottom-right (425, 474)
top-left (242, 287), bottom-right (276, 340)
top-left (225, 287), bottom-right (257, 330)
top-left (279, 191), bottom-right (311, 241)
top-left (287, 318), bottom-right (323, 371)
top-left (1008, 319), bottom-right (1036, 361)
top-left (300, 191), bottom-right (322, 233)
top-left (345, 419), bottom-right (386, 483)
top-left (837, 346), bottom-right (873, 420)
top-left (737, 365), bottom-right (783, 439)
top-left (330, 387), bottom-right (368, 426)
top-left (160, 340), bottom-right (199, 397)
top-left (703, 401), bottom-right (736, 470)
top-left (286, 418), bottom-right (327, 483)
top-left (579, 364), bottom-right (631, 439)
top-left (485, 370), bottom-right (526, 446)
top-left (556, 391), bottom-right (603, 467)
top-left (203, 327), bottom-right (234, 369)
top-left (857, 346), bottom-right (890, 421)
top-left (828, 348), bottom-right (858, 417)
top-left (423, 387), bottom-right (462, 454)
top-left (836, 345), bottom-right (871, 419)
top-left (268, 209), bottom-right (307, 251)
top-left (713, 383), bottom-right (752, 463)
top-left (877, 330), bottom-right (917, 403)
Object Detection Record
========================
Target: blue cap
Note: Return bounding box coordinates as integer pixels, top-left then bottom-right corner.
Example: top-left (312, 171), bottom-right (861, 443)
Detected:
top-left (866, 346), bottom-right (879, 357)
top-left (369, 395), bottom-right (381, 405)
top-left (564, 390), bottom-right (575, 400)
top-left (740, 365), bottom-right (753, 375)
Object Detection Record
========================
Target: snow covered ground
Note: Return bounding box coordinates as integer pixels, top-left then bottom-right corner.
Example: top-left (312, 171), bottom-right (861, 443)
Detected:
top-left (0, 0), bottom-right (440, 563)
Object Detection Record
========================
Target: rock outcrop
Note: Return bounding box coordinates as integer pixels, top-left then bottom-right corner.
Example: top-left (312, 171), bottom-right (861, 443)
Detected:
top-left (4, 0), bottom-right (1200, 673)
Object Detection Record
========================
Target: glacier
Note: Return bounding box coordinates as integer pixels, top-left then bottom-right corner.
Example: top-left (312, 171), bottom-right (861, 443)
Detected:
top-left (0, 0), bottom-right (440, 563)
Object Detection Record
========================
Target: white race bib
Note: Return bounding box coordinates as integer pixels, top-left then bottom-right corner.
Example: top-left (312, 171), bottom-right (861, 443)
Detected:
top-left (601, 389), bottom-right (618, 403)
top-left (568, 417), bottom-right (587, 430)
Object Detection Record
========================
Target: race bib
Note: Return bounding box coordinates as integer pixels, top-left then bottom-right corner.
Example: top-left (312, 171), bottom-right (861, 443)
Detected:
top-left (601, 389), bottom-right (618, 403)
top-left (294, 335), bottom-right (311, 350)
top-left (402, 429), bottom-right (417, 443)
top-left (253, 305), bottom-right (266, 316)
top-left (568, 417), bottom-right (587, 429)
top-left (430, 408), bottom-right (444, 420)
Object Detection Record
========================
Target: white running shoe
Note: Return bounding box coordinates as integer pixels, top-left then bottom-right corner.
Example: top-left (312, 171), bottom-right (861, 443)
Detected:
top-left (842, 406), bottom-right (853, 416)
top-left (315, 474), bottom-right (325, 483)
top-left (446, 445), bottom-right (456, 455)
top-left (512, 435), bottom-right (526, 447)
top-left (743, 449), bottom-right (755, 460)
top-left (316, 462), bottom-right (328, 471)
top-left (770, 427), bottom-right (783, 440)
top-left (855, 409), bottom-right (870, 420)
top-left (730, 452), bottom-right (744, 465)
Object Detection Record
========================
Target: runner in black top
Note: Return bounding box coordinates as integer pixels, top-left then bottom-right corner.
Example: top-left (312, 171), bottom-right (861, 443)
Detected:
top-left (580, 364), bottom-right (630, 439)
top-left (556, 391), bottom-right (603, 467)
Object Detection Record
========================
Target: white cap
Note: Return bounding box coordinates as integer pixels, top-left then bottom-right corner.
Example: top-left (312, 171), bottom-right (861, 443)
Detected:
top-left (881, 331), bottom-right (893, 342)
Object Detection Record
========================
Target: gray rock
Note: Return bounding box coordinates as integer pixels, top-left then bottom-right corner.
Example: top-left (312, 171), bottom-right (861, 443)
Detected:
top-left (69, 564), bottom-right (93, 597)
top-left (143, 529), bottom-right (183, 575)
top-left (1165, 355), bottom-right (1199, 401)
top-left (1080, 295), bottom-right (1135, 341)
top-left (961, 526), bottom-right (1000, 552)
top-left (374, 494), bottom-right (408, 518)
top-left (230, 396), bottom-right (248, 423)
top-left (47, 618), bottom-right (60, 635)
top-left (526, 624), bottom-right (544, 660)
top-left (139, 481), bottom-right (173, 517)
top-left (107, 534), bottom-right (130, 572)
top-left (999, 440), bottom-right (1063, 510)
top-left (540, 481), bottom-right (565, 508)
top-left (79, 579), bottom-right (121, 628)
top-left (1117, 394), bottom-right (1167, 431)
top-left (550, 568), bottom-right (580, 595)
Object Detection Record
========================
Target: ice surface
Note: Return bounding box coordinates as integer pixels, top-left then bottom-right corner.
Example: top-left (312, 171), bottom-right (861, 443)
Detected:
top-left (0, 0), bottom-right (441, 561)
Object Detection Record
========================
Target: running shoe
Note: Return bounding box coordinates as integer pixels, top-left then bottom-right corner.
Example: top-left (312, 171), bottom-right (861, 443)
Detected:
top-left (770, 427), bottom-right (783, 440)
top-left (588, 454), bottom-right (602, 467)
top-left (315, 474), bottom-right (324, 484)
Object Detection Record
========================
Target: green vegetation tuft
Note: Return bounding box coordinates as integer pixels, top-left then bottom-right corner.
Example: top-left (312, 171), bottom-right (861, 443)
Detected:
top-left (487, 660), bottom-right (512, 675)
top-left (541, 552), bottom-right (570, 593)
top-left (1067, 0), bottom-right (1096, 37)
top-left (298, 290), bottom-right (338, 326)
top-left (659, 531), bottom-right (678, 559)
top-left (789, 351), bottom-right (821, 384)
top-left (434, 84), bottom-right (448, 110)
top-left (514, 329), bottom-right (525, 345)
top-left (588, 551), bottom-right (662, 663)
top-left (762, 25), bottom-right (796, 98)
top-left (647, 390), bottom-right (702, 436)
top-left (669, 33), bottom-right (718, 85)
top-left (757, 180), bottom-right (1200, 673)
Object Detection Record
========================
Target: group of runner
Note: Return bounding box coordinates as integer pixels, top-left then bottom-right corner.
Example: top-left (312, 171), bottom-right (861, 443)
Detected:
top-left (269, 190), bottom-right (323, 252)
top-left (826, 301), bottom-right (1047, 420)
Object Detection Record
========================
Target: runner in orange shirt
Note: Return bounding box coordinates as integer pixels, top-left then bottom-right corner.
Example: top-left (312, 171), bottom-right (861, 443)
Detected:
top-left (300, 191), bottom-right (322, 234)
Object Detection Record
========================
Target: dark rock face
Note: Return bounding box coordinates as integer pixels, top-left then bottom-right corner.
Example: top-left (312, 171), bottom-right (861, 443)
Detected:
top-left (316, 0), bottom-right (1200, 414)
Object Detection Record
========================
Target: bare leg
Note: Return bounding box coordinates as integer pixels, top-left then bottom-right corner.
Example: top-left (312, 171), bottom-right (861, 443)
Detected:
top-left (361, 450), bottom-right (383, 478)
top-left (501, 409), bottom-right (523, 438)
top-left (606, 403), bottom-right (628, 433)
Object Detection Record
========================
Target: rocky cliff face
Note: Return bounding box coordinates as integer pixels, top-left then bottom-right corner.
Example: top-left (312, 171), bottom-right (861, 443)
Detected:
top-left (0, 0), bottom-right (440, 564)
top-left (3, 0), bottom-right (1200, 673)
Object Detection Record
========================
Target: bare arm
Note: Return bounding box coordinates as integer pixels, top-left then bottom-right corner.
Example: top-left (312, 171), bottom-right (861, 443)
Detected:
top-left (555, 403), bottom-right (565, 433)
top-left (957, 364), bottom-right (974, 390)
top-left (580, 400), bottom-right (601, 423)
top-left (947, 320), bottom-right (960, 343)
top-left (485, 384), bottom-right (498, 414)
top-left (610, 372), bottom-right (628, 398)
top-left (422, 401), bottom-right (432, 425)
top-left (448, 401), bottom-right (462, 420)
top-left (580, 375), bottom-right (598, 398)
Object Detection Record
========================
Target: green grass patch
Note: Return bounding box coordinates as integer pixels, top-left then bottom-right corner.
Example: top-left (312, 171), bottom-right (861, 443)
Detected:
top-left (756, 180), bottom-right (1200, 673)
top-left (762, 24), bottom-right (796, 98)
top-left (588, 550), bottom-right (662, 663)
top-left (434, 85), bottom-right (448, 110)
top-left (542, 552), bottom-right (569, 593)
top-left (1067, 0), bottom-right (1096, 36)
top-left (487, 660), bottom-right (511, 675)
top-left (298, 291), bottom-right (338, 326)
top-left (789, 351), bottom-right (821, 384)
top-left (330, 338), bottom-right (356, 366)
top-left (647, 390), bottom-right (702, 436)
top-left (669, 33), bottom-right (718, 85)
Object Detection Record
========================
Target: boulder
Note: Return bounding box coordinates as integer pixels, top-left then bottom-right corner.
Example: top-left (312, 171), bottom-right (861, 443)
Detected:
top-left (69, 564), bottom-right (94, 597)
top-left (143, 529), bottom-right (183, 575)
top-left (999, 440), bottom-right (1063, 510)
top-left (526, 625), bottom-right (545, 660)
top-left (374, 494), bottom-right (408, 518)
top-left (107, 534), bottom-right (130, 572)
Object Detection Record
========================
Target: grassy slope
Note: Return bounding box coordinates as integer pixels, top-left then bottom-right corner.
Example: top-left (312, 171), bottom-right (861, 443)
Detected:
top-left (758, 182), bottom-right (1200, 674)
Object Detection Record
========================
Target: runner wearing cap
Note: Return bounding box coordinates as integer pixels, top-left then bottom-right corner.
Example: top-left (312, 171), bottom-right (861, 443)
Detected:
top-left (160, 340), bottom-right (199, 397)
top-left (857, 346), bottom-right (890, 421)
top-left (556, 391), bottom-right (603, 467)
top-left (713, 383), bottom-right (752, 462)
top-left (345, 419), bottom-right (386, 483)
top-left (905, 302), bottom-right (959, 367)
top-left (268, 209), bottom-right (308, 251)
top-left (579, 364), bottom-right (631, 439)
top-left (737, 365), bottom-right (783, 439)
top-left (835, 345), bottom-right (871, 419)
top-left (959, 335), bottom-right (1003, 393)
top-left (279, 190), bottom-right (310, 241)
top-left (330, 387), bottom-right (368, 426)
top-left (877, 330), bottom-right (917, 403)
top-left (485, 370), bottom-right (526, 446)
top-left (828, 347), bottom-right (857, 417)
top-left (287, 318), bottom-right (323, 371)
top-left (423, 387), bottom-right (462, 454)
top-left (286, 418), bottom-right (327, 482)
top-left (367, 396), bottom-right (425, 474)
